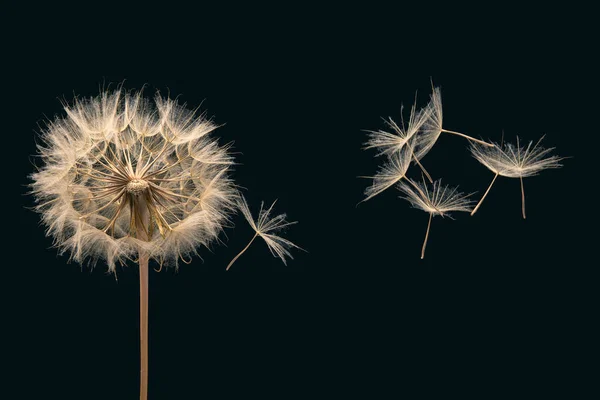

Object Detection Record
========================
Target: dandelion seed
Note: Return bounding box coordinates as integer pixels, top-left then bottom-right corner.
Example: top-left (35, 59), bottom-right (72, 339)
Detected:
top-left (364, 98), bottom-right (434, 182)
top-left (29, 88), bottom-right (237, 400)
top-left (226, 195), bottom-right (301, 270)
top-left (469, 135), bottom-right (563, 219)
top-left (414, 86), bottom-right (494, 160)
top-left (359, 146), bottom-right (412, 203)
top-left (397, 179), bottom-right (473, 259)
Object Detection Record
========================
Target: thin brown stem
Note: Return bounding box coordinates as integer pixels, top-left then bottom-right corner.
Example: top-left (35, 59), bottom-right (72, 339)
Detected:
top-left (421, 213), bottom-right (433, 259)
top-left (412, 155), bottom-right (433, 183)
top-left (520, 176), bottom-right (526, 219)
top-left (407, 142), bottom-right (433, 183)
top-left (226, 233), bottom-right (258, 271)
top-left (471, 173), bottom-right (499, 216)
top-left (138, 253), bottom-right (149, 400)
top-left (441, 129), bottom-right (494, 147)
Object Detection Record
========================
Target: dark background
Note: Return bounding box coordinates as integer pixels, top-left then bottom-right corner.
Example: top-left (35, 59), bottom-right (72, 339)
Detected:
top-left (5, 3), bottom-right (592, 399)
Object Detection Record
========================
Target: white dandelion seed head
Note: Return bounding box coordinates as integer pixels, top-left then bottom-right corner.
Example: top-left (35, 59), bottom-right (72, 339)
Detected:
top-left (397, 179), bottom-right (473, 217)
top-left (30, 89), bottom-right (237, 271)
top-left (470, 136), bottom-right (563, 178)
top-left (237, 195), bottom-right (300, 265)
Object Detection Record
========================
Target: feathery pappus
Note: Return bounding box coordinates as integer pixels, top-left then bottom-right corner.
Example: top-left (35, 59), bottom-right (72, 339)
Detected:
top-left (469, 135), bottom-right (563, 218)
top-left (361, 101), bottom-right (434, 203)
top-left (397, 179), bottom-right (473, 259)
top-left (226, 195), bottom-right (301, 270)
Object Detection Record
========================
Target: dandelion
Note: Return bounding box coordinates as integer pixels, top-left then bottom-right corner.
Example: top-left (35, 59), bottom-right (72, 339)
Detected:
top-left (364, 99), bottom-right (433, 182)
top-left (469, 135), bottom-right (563, 219)
top-left (414, 86), bottom-right (494, 160)
top-left (29, 89), bottom-right (236, 400)
top-left (359, 146), bottom-right (412, 203)
top-left (226, 195), bottom-right (300, 270)
top-left (397, 179), bottom-right (473, 259)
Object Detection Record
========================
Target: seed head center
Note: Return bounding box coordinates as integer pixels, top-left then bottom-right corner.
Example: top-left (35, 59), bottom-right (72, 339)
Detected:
top-left (126, 179), bottom-right (149, 195)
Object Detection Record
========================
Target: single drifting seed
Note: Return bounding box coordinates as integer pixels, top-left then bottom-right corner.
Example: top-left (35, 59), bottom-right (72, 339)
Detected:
top-left (397, 178), bottom-right (473, 259)
top-left (470, 135), bottom-right (563, 219)
top-left (226, 196), bottom-right (301, 270)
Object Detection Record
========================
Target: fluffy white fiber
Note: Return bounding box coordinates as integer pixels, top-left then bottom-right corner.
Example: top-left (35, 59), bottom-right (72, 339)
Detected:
top-left (470, 136), bottom-right (563, 178)
top-left (30, 89), bottom-right (237, 271)
top-left (397, 179), bottom-right (473, 217)
top-left (237, 195), bottom-right (300, 265)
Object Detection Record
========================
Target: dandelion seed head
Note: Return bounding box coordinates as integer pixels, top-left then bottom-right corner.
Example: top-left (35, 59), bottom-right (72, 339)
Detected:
top-left (30, 89), bottom-right (237, 271)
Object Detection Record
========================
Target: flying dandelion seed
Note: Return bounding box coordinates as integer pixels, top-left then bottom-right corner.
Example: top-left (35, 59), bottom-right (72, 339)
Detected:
top-left (29, 88), bottom-right (237, 400)
top-left (364, 100), bottom-right (433, 182)
top-left (359, 146), bottom-right (412, 203)
top-left (469, 135), bottom-right (563, 219)
top-left (414, 86), bottom-right (494, 160)
top-left (397, 179), bottom-right (473, 259)
top-left (226, 195), bottom-right (301, 270)
top-left (364, 96), bottom-right (434, 182)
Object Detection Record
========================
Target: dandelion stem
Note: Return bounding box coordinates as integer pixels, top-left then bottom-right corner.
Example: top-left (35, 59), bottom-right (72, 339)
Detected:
top-left (226, 233), bottom-right (258, 271)
top-left (471, 173), bottom-right (499, 216)
top-left (520, 176), bottom-right (526, 219)
top-left (421, 213), bottom-right (433, 259)
top-left (441, 129), bottom-right (494, 147)
top-left (138, 252), bottom-right (149, 400)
